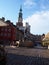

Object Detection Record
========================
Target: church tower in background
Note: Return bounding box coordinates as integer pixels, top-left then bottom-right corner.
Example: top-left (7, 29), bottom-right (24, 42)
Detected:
top-left (16, 6), bottom-right (23, 27)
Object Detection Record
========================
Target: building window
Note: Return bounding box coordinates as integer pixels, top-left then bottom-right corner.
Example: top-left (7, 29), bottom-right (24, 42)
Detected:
top-left (1, 28), bottom-right (4, 31)
top-left (1, 33), bottom-right (3, 36)
top-left (8, 29), bottom-right (11, 32)
top-left (8, 33), bottom-right (11, 37)
top-left (4, 33), bottom-right (7, 36)
top-left (5, 28), bottom-right (7, 31)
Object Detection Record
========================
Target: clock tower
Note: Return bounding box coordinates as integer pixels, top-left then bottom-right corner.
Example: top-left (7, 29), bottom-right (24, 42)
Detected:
top-left (16, 6), bottom-right (23, 27)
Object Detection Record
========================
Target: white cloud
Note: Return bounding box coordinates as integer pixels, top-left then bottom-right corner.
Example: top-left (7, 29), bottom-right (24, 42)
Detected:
top-left (23, 11), bottom-right (49, 34)
top-left (24, 0), bottom-right (36, 8)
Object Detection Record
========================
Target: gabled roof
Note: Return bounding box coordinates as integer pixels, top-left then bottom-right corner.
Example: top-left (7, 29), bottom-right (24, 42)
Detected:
top-left (0, 19), bottom-right (8, 26)
top-left (45, 32), bottom-right (49, 38)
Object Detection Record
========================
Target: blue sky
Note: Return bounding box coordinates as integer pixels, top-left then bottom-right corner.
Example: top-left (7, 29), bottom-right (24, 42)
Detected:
top-left (0, 0), bottom-right (49, 34)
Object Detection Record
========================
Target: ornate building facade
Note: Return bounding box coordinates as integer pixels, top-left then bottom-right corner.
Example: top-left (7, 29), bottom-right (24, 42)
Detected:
top-left (16, 7), bottom-right (31, 42)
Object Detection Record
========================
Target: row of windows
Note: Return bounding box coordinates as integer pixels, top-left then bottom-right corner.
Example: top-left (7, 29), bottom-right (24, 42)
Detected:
top-left (0, 33), bottom-right (11, 37)
top-left (0, 28), bottom-right (11, 32)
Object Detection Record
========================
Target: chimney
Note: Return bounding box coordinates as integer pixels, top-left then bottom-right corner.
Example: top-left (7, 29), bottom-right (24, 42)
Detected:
top-left (2, 17), bottom-right (5, 21)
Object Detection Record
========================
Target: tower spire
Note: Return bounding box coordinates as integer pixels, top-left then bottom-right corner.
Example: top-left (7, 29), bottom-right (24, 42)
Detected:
top-left (18, 6), bottom-right (23, 22)
top-left (20, 5), bottom-right (22, 12)
top-left (16, 6), bottom-right (23, 27)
